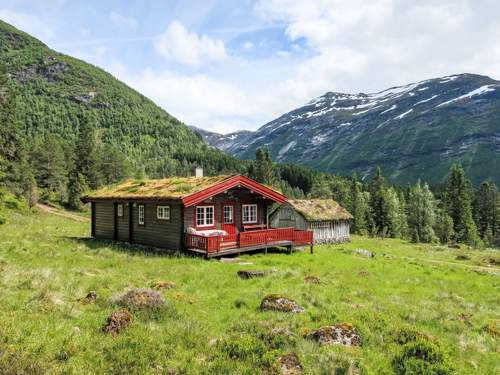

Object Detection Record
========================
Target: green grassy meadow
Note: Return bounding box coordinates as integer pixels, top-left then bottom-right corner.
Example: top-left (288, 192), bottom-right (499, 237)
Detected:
top-left (0, 211), bottom-right (498, 374)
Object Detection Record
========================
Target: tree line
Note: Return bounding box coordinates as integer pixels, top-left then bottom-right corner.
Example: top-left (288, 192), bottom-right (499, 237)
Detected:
top-left (250, 148), bottom-right (500, 248)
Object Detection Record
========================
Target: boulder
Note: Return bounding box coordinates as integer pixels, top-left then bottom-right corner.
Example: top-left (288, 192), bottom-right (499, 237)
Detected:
top-left (355, 248), bottom-right (375, 258)
top-left (277, 353), bottom-right (302, 374)
top-left (304, 275), bottom-right (321, 284)
top-left (150, 280), bottom-right (175, 290)
top-left (111, 288), bottom-right (166, 309)
top-left (80, 291), bottom-right (97, 304)
top-left (306, 323), bottom-right (361, 346)
top-left (237, 269), bottom-right (266, 279)
top-left (102, 309), bottom-right (133, 335)
top-left (455, 254), bottom-right (470, 261)
top-left (260, 294), bottom-right (304, 313)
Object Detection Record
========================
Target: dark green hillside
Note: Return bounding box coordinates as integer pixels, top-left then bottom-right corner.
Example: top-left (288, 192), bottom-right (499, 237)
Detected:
top-left (0, 19), bottom-right (243, 186)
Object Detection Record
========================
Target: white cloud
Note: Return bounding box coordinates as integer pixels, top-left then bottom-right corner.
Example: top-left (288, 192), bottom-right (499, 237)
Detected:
top-left (243, 41), bottom-right (254, 50)
top-left (154, 20), bottom-right (227, 66)
top-left (110, 66), bottom-right (255, 134)
top-left (109, 11), bottom-right (137, 29)
top-left (0, 9), bottom-right (53, 41)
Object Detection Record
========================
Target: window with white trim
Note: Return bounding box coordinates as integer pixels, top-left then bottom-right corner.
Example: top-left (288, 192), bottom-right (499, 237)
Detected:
top-left (138, 205), bottom-right (145, 225)
top-left (117, 204), bottom-right (123, 217)
top-left (242, 204), bottom-right (258, 224)
top-left (196, 206), bottom-right (214, 227)
top-left (223, 205), bottom-right (233, 224)
top-left (157, 205), bottom-right (170, 220)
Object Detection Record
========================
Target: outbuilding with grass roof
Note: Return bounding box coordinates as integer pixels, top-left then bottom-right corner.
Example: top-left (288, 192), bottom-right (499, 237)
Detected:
top-left (270, 199), bottom-right (352, 244)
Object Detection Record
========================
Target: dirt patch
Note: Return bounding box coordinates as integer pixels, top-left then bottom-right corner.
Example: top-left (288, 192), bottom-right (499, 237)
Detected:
top-left (455, 254), bottom-right (470, 261)
top-left (36, 203), bottom-right (89, 222)
top-left (261, 294), bottom-right (304, 313)
top-left (277, 353), bottom-right (302, 374)
top-left (304, 275), bottom-right (321, 284)
top-left (79, 291), bottom-right (97, 304)
top-left (358, 270), bottom-right (370, 277)
top-left (237, 270), bottom-right (267, 279)
top-left (111, 288), bottom-right (166, 309)
top-left (306, 323), bottom-right (361, 346)
top-left (102, 309), bottom-right (133, 335)
top-left (150, 280), bottom-right (175, 290)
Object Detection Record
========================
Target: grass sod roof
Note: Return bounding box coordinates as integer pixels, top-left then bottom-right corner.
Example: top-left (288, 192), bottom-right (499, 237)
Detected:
top-left (82, 175), bottom-right (235, 202)
top-left (287, 199), bottom-right (353, 221)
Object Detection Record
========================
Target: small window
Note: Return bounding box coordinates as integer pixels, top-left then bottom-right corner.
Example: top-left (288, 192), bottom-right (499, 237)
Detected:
top-left (223, 205), bottom-right (233, 224)
top-left (117, 204), bottom-right (123, 217)
top-left (242, 204), bottom-right (258, 224)
top-left (196, 206), bottom-right (214, 227)
top-left (157, 205), bottom-right (170, 220)
top-left (138, 205), bottom-right (145, 225)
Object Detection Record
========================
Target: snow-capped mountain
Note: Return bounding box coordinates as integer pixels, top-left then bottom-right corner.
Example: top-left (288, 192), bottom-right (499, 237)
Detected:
top-left (199, 73), bottom-right (500, 185)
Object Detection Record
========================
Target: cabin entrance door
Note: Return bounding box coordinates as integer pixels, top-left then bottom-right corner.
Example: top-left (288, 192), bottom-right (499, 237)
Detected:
top-left (222, 204), bottom-right (236, 234)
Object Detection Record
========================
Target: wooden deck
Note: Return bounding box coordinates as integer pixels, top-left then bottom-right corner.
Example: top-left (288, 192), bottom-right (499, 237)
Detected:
top-left (185, 227), bottom-right (313, 257)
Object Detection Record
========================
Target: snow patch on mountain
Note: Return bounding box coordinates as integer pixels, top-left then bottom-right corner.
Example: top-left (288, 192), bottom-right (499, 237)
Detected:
top-left (394, 109), bottom-right (413, 119)
top-left (436, 85), bottom-right (497, 107)
top-left (414, 95), bottom-right (439, 106)
top-left (278, 141), bottom-right (296, 157)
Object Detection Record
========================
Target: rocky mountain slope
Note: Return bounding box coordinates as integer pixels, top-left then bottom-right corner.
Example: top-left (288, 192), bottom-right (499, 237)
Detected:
top-left (0, 20), bottom-right (242, 178)
top-left (200, 74), bottom-right (500, 185)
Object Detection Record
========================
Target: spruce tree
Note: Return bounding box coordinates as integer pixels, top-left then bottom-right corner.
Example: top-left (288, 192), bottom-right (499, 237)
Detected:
top-left (407, 181), bottom-right (437, 243)
top-left (67, 169), bottom-right (87, 209)
top-left (444, 164), bottom-right (480, 246)
top-left (348, 174), bottom-right (368, 235)
top-left (253, 148), bottom-right (278, 186)
top-left (369, 166), bottom-right (389, 235)
top-left (434, 209), bottom-right (454, 244)
top-left (74, 113), bottom-right (99, 189)
top-left (473, 181), bottom-right (500, 246)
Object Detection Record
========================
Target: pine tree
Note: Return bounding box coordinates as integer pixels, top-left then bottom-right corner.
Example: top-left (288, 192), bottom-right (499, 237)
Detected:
top-left (444, 164), bottom-right (480, 246)
top-left (384, 187), bottom-right (408, 238)
top-left (407, 181), bottom-right (437, 243)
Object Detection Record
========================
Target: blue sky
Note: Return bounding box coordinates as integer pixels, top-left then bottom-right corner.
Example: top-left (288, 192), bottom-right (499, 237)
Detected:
top-left (1, 0), bottom-right (500, 133)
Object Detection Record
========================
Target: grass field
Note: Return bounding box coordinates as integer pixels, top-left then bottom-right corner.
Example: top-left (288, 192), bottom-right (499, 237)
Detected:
top-left (0, 211), bottom-right (498, 374)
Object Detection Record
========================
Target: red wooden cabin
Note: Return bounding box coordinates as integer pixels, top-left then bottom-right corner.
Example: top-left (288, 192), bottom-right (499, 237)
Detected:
top-left (82, 173), bottom-right (313, 258)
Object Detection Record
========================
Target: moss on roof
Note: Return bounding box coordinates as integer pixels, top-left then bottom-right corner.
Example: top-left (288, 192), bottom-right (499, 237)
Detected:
top-left (287, 199), bottom-right (353, 221)
top-left (82, 175), bottom-right (234, 201)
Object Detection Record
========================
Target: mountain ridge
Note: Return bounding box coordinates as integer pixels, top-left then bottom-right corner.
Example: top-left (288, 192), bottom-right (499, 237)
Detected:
top-left (195, 73), bottom-right (500, 185)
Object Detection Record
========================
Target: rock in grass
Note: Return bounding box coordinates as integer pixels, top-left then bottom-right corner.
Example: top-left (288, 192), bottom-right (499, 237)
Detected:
top-left (237, 269), bottom-right (267, 279)
top-left (102, 309), bottom-right (133, 335)
top-left (277, 353), bottom-right (302, 374)
top-left (111, 288), bottom-right (166, 309)
top-left (79, 291), bottom-right (97, 304)
top-left (306, 323), bottom-right (361, 346)
top-left (455, 254), bottom-right (470, 261)
top-left (260, 294), bottom-right (304, 313)
top-left (355, 248), bottom-right (375, 258)
top-left (304, 275), bottom-right (321, 284)
top-left (150, 280), bottom-right (175, 290)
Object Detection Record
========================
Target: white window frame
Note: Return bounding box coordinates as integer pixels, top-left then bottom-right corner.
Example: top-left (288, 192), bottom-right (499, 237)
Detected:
top-left (157, 205), bottom-right (170, 220)
top-left (117, 204), bottom-right (123, 217)
top-left (196, 205), bottom-right (215, 227)
top-left (223, 205), bottom-right (234, 224)
top-left (138, 205), bottom-right (145, 225)
top-left (242, 204), bottom-right (258, 224)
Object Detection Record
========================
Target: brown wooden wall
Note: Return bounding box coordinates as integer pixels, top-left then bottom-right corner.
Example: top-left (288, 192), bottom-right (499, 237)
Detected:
top-left (94, 201), bottom-right (114, 239)
top-left (92, 201), bottom-right (183, 250)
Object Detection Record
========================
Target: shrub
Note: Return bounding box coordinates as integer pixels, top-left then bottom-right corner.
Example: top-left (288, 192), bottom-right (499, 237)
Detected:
top-left (392, 340), bottom-right (454, 375)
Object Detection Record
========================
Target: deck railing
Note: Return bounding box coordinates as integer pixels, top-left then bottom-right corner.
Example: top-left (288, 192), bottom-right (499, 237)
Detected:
top-left (185, 227), bottom-right (313, 254)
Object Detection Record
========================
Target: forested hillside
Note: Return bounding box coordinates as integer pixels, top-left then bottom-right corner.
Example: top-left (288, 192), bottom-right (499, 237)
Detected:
top-left (0, 20), bottom-right (244, 203)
